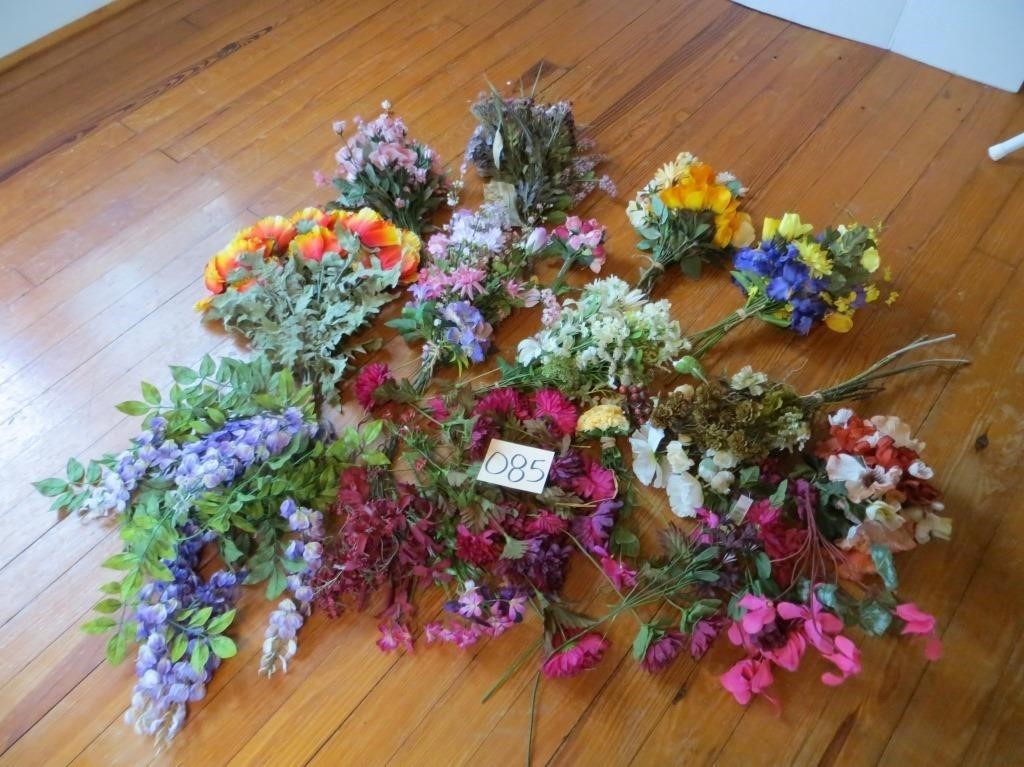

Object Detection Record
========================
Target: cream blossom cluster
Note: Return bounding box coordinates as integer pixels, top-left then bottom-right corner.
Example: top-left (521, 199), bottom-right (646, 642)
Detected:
top-left (516, 276), bottom-right (686, 392)
top-left (630, 416), bottom-right (747, 519)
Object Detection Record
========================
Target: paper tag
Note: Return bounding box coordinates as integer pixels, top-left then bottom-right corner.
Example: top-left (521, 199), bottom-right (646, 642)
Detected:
top-left (476, 438), bottom-right (554, 494)
top-left (482, 181), bottom-right (525, 227)
top-left (727, 495), bottom-right (753, 524)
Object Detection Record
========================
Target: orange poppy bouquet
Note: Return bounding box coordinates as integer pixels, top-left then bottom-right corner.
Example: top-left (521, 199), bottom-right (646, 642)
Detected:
top-left (629, 151), bottom-right (754, 292)
top-left (200, 206), bottom-right (420, 404)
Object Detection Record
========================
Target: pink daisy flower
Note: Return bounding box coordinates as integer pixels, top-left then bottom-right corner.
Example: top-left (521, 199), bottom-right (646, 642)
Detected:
top-left (474, 388), bottom-right (530, 420)
top-left (532, 389), bottom-right (578, 436)
top-left (355, 363), bottom-right (392, 411)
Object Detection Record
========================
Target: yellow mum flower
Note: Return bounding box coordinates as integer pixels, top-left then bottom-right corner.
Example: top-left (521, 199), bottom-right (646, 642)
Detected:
top-left (861, 246), bottom-right (880, 273)
top-left (865, 284), bottom-right (880, 302)
top-left (825, 313), bottom-right (854, 333)
top-left (797, 240), bottom-right (833, 278)
top-left (886, 290), bottom-right (899, 306)
top-left (576, 404), bottom-right (630, 435)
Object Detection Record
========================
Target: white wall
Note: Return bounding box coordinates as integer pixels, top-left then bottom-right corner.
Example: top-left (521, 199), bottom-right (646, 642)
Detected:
top-left (0, 0), bottom-right (114, 59)
top-left (734, 0), bottom-right (1024, 92)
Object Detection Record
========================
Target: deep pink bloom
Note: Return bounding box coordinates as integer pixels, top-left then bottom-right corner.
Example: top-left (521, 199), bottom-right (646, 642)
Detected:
top-left (426, 396), bottom-right (450, 421)
top-left (542, 633), bottom-right (608, 678)
top-left (600, 555), bottom-right (637, 591)
top-left (355, 363), bottom-right (392, 410)
top-left (572, 455), bottom-right (617, 501)
top-left (532, 389), bottom-right (579, 436)
top-left (469, 415), bottom-right (498, 460)
top-left (894, 602), bottom-right (935, 634)
top-left (692, 507), bottom-right (721, 544)
top-left (474, 388), bottom-right (530, 421)
top-left (336, 466), bottom-right (370, 507)
top-left (454, 525), bottom-right (500, 566)
top-left (720, 658), bottom-right (775, 705)
top-left (527, 511), bottom-right (568, 536)
top-left (642, 631), bottom-right (685, 673)
top-left (453, 625), bottom-right (483, 648)
top-left (747, 500), bottom-right (807, 586)
top-left (894, 603), bottom-right (942, 661)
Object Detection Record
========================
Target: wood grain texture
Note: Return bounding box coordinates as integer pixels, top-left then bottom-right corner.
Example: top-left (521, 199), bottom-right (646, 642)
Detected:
top-left (0, 1), bottom-right (1021, 764)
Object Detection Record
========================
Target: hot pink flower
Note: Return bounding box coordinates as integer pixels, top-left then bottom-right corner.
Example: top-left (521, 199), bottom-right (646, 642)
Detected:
top-left (721, 658), bottom-right (775, 705)
top-left (532, 389), bottom-right (578, 437)
top-left (474, 388), bottom-right (530, 421)
top-left (765, 630), bottom-right (806, 672)
top-left (600, 556), bottom-right (637, 591)
top-left (424, 622), bottom-right (448, 644)
top-left (542, 633), bottom-right (608, 678)
top-left (572, 455), bottom-right (616, 501)
top-left (736, 594), bottom-right (777, 636)
top-left (821, 635), bottom-right (862, 686)
top-left (894, 602), bottom-right (942, 660)
top-left (355, 363), bottom-right (392, 410)
top-left (776, 597), bottom-right (844, 655)
top-left (426, 396), bottom-right (450, 421)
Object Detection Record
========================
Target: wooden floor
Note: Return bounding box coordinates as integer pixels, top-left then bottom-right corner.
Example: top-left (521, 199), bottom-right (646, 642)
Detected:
top-left (0, 0), bottom-right (1022, 764)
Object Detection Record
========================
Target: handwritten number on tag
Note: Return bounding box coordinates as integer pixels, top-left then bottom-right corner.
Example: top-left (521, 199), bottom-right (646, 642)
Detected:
top-left (483, 450), bottom-right (548, 483)
top-left (476, 439), bottom-right (554, 494)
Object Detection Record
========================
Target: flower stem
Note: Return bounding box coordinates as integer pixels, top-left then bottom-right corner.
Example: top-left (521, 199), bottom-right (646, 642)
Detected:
top-left (548, 256), bottom-right (576, 295)
top-left (525, 671), bottom-right (542, 767)
top-left (803, 334), bottom-right (968, 406)
top-left (482, 635), bottom-right (544, 703)
top-left (686, 293), bottom-right (778, 359)
top-left (635, 262), bottom-right (663, 296)
top-left (411, 353), bottom-right (439, 394)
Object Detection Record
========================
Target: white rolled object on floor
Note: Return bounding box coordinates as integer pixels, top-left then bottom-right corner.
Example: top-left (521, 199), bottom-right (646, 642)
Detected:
top-left (989, 132), bottom-right (1024, 162)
